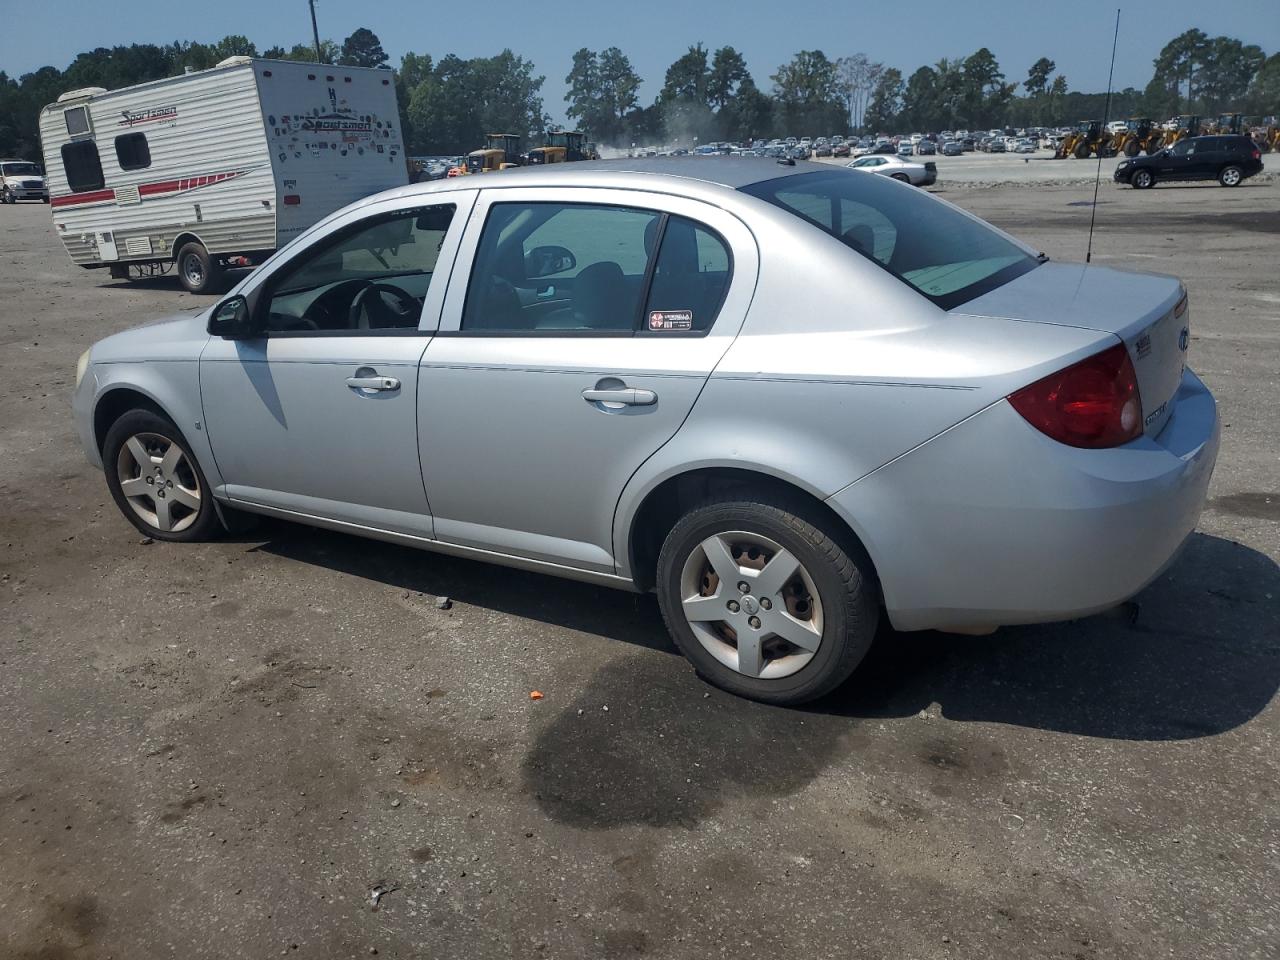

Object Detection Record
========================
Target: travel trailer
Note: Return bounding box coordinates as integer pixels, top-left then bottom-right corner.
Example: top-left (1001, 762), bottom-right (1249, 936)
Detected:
top-left (39, 57), bottom-right (406, 293)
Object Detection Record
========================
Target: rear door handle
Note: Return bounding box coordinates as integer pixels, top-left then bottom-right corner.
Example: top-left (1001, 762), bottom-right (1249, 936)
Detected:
top-left (582, 387), bottom-right (657, 406)
top-left (346, 375), bottom-right (401, 392)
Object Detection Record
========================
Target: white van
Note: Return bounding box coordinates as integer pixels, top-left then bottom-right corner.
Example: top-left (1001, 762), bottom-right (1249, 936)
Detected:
top-left (39, 56), bottom-right (407, 292)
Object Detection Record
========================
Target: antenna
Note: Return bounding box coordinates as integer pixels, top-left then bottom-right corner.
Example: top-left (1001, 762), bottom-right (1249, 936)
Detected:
top-left (1086, 8), bottom-right (1121, 264)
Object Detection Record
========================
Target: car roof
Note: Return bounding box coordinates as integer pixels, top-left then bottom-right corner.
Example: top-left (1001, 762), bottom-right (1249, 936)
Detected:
top-left (389, 157), bottom-right (836, 201)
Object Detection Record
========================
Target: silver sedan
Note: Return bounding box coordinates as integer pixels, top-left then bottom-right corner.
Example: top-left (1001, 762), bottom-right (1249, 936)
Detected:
top-left (847, 154), bottom-right (937, 186)
top-left (72, 158), bottom-right (1219, 704)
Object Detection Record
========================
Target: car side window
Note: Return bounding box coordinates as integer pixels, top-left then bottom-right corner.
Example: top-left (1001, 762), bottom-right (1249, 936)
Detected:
top-left (462, 202), bottom-right (660, 334)
top-left (261, 204), bottom-right (455, 335)
top-left (643, 217), bottom-right (732, 333)
top-left (1171, 139), bottom-right (1195, 157)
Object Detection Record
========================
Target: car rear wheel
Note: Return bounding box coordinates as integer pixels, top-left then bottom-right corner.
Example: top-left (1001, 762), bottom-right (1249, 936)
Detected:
top-left (1218, 165), bottom-right (1243, 187)
top-left (1132, 169), bottom-right (1154, 189)
top-left (891, 173), bottom-right (909, 182)
top-left (103, 409), bottom-right (221, 542)
top-left (656, 498), bottom-right (878, 705)
top-left (176, 241), bottom-right (223, 295)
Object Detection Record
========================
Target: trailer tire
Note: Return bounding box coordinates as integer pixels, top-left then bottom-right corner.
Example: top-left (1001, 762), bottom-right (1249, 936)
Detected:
top-left (176, 242), bottom-right (222, 295)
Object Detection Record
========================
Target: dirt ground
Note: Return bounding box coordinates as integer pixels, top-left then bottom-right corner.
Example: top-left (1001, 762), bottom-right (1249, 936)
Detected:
top-left (1, 172), bottom-right (1277, 960)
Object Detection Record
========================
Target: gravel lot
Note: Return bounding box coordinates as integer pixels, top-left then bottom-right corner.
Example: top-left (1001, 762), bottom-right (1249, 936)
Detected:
top-left (2, 170), bottom-right (1277, 960)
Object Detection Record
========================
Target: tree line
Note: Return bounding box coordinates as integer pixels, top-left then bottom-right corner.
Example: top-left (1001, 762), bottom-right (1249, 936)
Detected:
top-left (1, 27), bottom-right (1276, 162)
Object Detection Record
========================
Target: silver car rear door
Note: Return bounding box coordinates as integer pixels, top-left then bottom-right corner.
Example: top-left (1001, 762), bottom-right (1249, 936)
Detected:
top-left (418, 185), bottom-right (758, 574)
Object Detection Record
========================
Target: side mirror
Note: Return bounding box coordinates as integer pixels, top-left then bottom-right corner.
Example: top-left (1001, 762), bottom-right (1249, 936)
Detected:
top-left (208, 294), bottom-right (253, 339)
top-left (524, 245), bottom-right (576, 279)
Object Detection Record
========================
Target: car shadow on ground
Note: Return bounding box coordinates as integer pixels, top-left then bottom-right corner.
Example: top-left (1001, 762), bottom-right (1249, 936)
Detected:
top-left (256, 526), bottom-right (1278, 742)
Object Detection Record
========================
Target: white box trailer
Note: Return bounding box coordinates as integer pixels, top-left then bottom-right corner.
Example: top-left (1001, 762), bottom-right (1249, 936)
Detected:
top-left (39, 56), bottom-right (407, 292)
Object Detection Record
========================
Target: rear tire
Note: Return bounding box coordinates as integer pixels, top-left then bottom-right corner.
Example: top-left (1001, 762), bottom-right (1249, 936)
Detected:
top-left (176, 241), bottom-right (223, 295)
top-left (1218, 165), bottom-right (1243, 187)
top-left (656, 497), bottom-right (878, 705)
top-left (891, 173), bottom-right (909, 182)
top-left (1124, 140), bottom-right (1140, 157)
top-left (102, 409), bottom-right (221, 543)
top-left (1132, 169), bottom-right (1155, 189)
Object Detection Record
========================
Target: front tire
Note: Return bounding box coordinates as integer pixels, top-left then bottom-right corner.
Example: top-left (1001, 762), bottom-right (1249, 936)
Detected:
top-left (656, 498), bottom-right (878, 705)
top-left (1, 187), bottom-right (12, 204)
top-left (175, 241), bottom-right (223, 294)
top-left (102, 409), bottom-right (221, 542)
top-left (1218, 165), bottom-right (1243, 187)
top-left (1132, 169), bottom-right (1155, 189)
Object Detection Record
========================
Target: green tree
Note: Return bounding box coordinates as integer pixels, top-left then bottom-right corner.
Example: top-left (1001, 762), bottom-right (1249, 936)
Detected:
top-left (863, 67), bottom-right (903, 132)
top-left (406, 50), bottom-right (545, 155)
top-left (959, 47), bottom-right (1012, 128)
top-left (1245, 53), bottom-right (1280, 114)
top-left (720, 77), bottom-right (775, 141)
top-left (902, 65), bottom-right (941, 130)
top-left (338, 28), bottom-right (389, 69)
top-left (708, 46), bottom-right (749, 110)
top-left (1149, 29), bottom-right (1210, 114)
top-left (1195, 37), bottom-right (1265, 113)
top-left (661, 43), bottom-right (711, 105)
top-left (564, 47), bottom-right (641, 145)
top-left (771, 50), bottom-right (846, 133)
top-left (1024, 57), bottom-right (1055, 96)
top-left (212, 35), bottom-right (258, 61)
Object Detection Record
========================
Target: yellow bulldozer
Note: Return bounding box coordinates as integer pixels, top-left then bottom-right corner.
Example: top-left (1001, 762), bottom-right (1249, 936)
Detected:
top-left (463, 133), bottom-right (525, 174)
top-left (1162, 115), bottom-right (1203, 148)
top-left (1210, 113), bottom-right (1246, 135)
top-left (1113, 118), bottom-right (1163, 157)
top-left (526, 130), bottom-right (589, 165)
top-left (1055, 120), bottom-right (1113, 159)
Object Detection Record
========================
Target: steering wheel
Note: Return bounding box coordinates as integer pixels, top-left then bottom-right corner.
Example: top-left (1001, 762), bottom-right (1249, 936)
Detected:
top-left (348, 281), bottom-right (419, 329)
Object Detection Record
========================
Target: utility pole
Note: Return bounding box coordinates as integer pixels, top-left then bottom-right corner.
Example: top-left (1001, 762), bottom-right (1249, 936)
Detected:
top-left (309, 0), bottom-right (323, 63)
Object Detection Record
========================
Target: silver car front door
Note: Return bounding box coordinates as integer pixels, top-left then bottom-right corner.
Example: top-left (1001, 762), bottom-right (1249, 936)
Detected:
top-left (199, 191), bottom-right (477, 537)
top-left (418, 186), bottom-right (759, 573)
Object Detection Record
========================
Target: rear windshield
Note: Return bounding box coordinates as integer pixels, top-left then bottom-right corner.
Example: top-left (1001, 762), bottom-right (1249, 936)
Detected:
top-left (741, 170), bottom-right (1040, 309)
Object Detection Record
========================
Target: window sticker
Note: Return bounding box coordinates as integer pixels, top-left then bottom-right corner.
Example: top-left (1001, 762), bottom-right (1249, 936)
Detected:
top-left (649, 309), bottom-right (693, 331)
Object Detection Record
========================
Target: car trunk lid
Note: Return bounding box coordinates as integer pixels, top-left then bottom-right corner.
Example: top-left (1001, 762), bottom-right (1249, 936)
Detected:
top-left (953, 262), bottom-right (1189, 438)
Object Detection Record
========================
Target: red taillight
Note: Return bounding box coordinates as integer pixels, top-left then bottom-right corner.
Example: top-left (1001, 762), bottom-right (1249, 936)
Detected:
top-left (283, 194), bottom-right (301, 206)
top-left (1007, 342), bottom-right (1143, 448)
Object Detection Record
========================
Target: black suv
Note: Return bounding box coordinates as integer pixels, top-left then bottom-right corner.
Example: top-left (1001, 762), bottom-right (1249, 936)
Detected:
top-left (1114, 134), bottom-right (1263, 189)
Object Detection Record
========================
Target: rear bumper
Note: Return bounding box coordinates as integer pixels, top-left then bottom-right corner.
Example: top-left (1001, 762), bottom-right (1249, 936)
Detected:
top-left (827, 368), bottom-right (1220, 632)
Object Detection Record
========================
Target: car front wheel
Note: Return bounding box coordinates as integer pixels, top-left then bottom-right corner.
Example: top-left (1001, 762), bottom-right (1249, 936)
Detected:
top-left (103, 409), bottom-right (221, 542)
top-left (1132, 169), bottom-right (1155, 189)
top-left (656, 497), bottom-right (878, 705)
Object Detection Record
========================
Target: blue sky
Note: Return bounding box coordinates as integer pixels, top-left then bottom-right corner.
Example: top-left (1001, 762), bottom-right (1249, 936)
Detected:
top-left (2, 0), bottom-right (1277, 124)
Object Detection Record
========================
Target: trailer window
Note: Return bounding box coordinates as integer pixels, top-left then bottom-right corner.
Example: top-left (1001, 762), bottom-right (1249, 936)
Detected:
top-left (61, 141), bottom-right (105, 193)
top-left (115, 132), bottom-right (151, 171)
top-left (64, 106), bottom-right (90, 137)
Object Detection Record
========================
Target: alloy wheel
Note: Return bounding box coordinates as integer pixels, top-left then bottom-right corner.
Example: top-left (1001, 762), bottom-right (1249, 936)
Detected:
top-left (679, 531), bottom-right (824, 679)
top-left (115, 432), bottom-right (202, 533)
top-left (1221, 167), bottom-right (1241, 186)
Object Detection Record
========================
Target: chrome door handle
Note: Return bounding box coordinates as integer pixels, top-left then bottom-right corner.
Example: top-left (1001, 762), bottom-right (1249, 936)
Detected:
top-left (582, 387), bottom-right (657, 406)
top-left (346, 375), bottom-right (400, 392)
